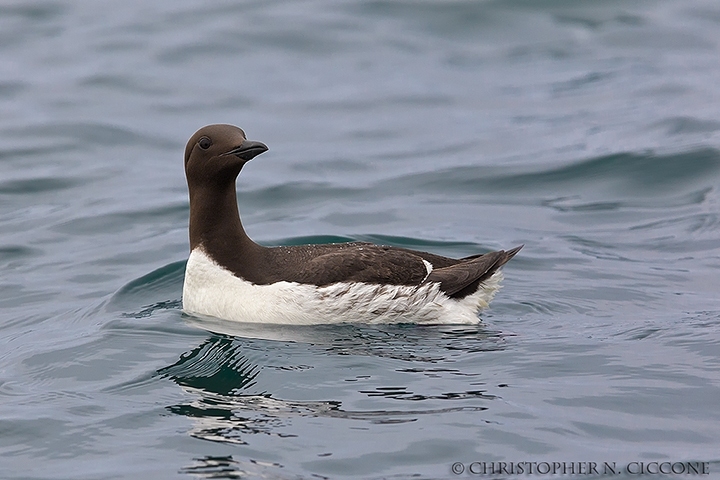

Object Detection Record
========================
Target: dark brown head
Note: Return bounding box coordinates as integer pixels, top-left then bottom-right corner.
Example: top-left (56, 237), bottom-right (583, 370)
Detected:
top-left (184, 124), bottom-right (268, 188)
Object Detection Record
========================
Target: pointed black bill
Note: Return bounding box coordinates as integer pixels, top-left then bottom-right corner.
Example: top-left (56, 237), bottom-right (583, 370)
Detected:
top-left (224, 140), bottom-right (268, 161)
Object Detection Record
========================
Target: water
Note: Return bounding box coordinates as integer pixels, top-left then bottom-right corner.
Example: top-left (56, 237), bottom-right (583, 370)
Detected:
top-left (1, 0), bottom-right (720, 478)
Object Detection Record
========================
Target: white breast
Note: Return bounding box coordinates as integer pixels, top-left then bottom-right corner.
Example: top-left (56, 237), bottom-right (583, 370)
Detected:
top-left (182, 248), bottom-right (503, 325)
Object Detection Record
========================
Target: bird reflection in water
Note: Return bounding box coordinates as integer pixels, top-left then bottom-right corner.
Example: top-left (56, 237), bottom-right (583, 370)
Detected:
top-left (157, 325), bottom-right (501, 446)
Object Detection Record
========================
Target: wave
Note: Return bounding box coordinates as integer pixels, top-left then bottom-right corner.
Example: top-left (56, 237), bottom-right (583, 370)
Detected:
top-left (236, 149), bottom-right (720, 211)
top-left (107, 260), bottom-right (185, 316)
top-left (382, 148), bottom-right (720, 197)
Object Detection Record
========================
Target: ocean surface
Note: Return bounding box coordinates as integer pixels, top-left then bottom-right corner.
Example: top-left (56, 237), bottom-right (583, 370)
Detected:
top-left (2, 1), bottom-right (720, 479)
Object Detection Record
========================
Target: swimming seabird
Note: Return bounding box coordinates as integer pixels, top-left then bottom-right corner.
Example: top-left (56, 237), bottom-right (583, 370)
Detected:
top-left (182, 124), bottom-right (521, 324)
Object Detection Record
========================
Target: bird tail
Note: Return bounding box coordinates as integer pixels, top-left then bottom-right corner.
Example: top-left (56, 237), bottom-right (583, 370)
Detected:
top-left (425, 245), bottom-right (523, 298)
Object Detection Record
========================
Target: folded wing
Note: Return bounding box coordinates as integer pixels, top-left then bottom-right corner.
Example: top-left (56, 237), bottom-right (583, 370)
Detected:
top-left (290, 245), bottom-right (429, 286)
top-left (424, 246), bottom-right (523, 298)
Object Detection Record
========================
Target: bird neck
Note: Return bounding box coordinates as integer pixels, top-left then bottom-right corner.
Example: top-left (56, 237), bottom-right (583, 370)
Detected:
top-left (188, 180), bottom-right (259, 254)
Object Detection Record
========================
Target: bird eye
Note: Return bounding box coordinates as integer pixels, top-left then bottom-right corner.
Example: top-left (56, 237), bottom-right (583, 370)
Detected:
top-left (198, 136), bottom-right (212, 150)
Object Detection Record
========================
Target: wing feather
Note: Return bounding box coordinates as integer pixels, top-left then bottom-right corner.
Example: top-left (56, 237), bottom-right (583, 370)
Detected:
top-left (289, 246), bottom-right (429, 286)
top-left (424, 246), bottom-right (523, 297)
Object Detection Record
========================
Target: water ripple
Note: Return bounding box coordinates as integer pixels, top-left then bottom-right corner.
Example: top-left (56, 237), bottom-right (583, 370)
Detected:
top-left (384, 149), bottom-right (720, 198)
top-left (107, 260), bottom-right (185, 314)
top-left (0, 177), bottom-right (80, 195)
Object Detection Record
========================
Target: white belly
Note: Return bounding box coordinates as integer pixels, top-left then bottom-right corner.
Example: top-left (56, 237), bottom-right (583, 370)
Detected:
top-left (182, 248), bottom-right (503, 325)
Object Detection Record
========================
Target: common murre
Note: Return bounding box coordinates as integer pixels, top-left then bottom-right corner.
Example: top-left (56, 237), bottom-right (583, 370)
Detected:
top-left (182, 124), bottom-right (522, 325)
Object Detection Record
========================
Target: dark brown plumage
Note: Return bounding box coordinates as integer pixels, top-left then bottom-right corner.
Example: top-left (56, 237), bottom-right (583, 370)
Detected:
top-left (185, 124), bottom-right (521, 300)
